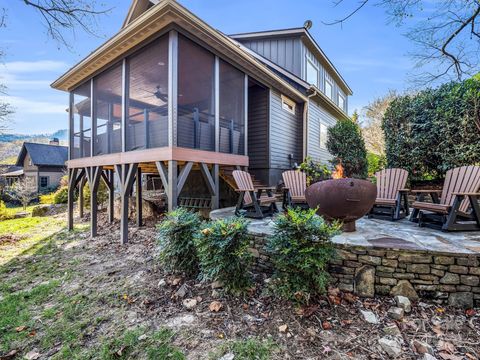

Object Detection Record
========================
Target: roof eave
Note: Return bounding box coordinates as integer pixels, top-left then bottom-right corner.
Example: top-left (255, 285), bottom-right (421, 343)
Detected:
top-left (308, 85), bottom-right (350, 121)
top-left (51, 0), bottom-right (307, 103)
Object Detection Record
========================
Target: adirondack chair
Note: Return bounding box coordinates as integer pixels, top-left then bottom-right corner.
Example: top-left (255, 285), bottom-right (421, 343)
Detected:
top-left (368, 168), bottom-right (410, 221)
top-left (232, 170), bottom-right (278, 218)
top-left (282, 170), bottom-right (308, 210)
top-left (410, 165), bottom-right (480, 231)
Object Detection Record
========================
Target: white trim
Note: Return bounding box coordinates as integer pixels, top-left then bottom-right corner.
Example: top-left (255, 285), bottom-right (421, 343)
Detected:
top-left (306, 58), bottom-right (319, 88)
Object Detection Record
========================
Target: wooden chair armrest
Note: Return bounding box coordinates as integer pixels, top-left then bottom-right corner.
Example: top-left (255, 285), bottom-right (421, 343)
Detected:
top-left (255, 186), bottom-right (277, 191)
top-left (411, 189), bottom-right (442, 193)
top-left (452, 192), bottom-right (480, 196)
top-left (399, 189), bottom-right (410, 192)
top-left (234, 189), bottom-right (254, 192)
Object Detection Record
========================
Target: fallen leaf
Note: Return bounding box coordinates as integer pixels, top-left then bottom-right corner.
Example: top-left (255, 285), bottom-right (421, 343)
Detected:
top-left (438, 352), bottom-right (463, 360)
top-left (341, 319), bottom-right (353, 326)
top-left (15, 326), bottom-right (27, 332)
top-left (300, 304), bottom-right (319, 318)
top-left (437, 340), bottom-right (455, 354)
top-left (322, 321), bottom-right (332, 330)
top-left (436, 307), bottom-right (445, 314)
top-left (466, 353), bottom-right (476, 360)
top-left (278, 324), bottom-right (288, 333)
top-left (28, 330), bottom-right (36, 337)
top-left (209, 301), bottom-right (223, 312)
top-left (343, 293), bottom-right (356, 303)
top-left (24, 351), bottom-right (40, 360)
top-left (465, 309), bottom-right (476, 317)
top-left (432, 325), bottom-right (445, 336)
top-left (242, 303), bottom-right (249, 311)
top-left (0, 349), bottom-right (18, 360)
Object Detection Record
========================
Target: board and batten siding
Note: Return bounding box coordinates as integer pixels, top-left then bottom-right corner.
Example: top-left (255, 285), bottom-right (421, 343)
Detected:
top-left (307, 99), bottom-right (337, 164)
top-left (303, 46), bottom-right (348, 113)
top-left (247, 86), bottom-right (269, 169)
top-left (268, 90), bottom-right (303, 184)
top-left (240, 37), bottom-right (303, 78)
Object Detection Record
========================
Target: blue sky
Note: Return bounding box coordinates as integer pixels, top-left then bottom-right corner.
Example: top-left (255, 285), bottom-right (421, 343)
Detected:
top-left (0, 0), bottom-right (419, 134)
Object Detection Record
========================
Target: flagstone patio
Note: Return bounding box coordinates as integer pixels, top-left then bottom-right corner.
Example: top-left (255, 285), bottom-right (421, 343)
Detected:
top-left (210, 206), bottom-right (480, 256)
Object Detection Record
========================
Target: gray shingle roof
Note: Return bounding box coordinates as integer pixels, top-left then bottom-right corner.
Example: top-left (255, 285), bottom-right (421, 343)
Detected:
top-left (16, 142), bottom-right (68, 167)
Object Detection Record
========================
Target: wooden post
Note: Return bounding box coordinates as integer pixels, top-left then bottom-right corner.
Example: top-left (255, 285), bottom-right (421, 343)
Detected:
top-left (108, 169), bottom-right (114, 223)
top-left (167, 160), bottom-right (178, 211)
top-left (199, 163), bottom-right (219, 210)
top-left (115, 163), bottom-right (138, 244)
top-left (78, 176), bottom-right (86, 218)
top-left (67, 168), bottom-right (78, 231)
top-left (212, 164), bottom-right (219, 209)
top-left (86, 166), bottom-right (102, 238)
top-left (136, 167), bottom-right (143, 227)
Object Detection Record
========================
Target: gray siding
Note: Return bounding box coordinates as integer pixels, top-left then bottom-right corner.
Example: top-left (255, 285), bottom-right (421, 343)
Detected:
top-left (248, 86), bottom-right (269, 169)
top-left (302, 45), bottom-right (348, 113)
top-left (240, 37), bottom-right (303, 78)
top-left (269, 90), bottom-right (303, 185)
top-left (307, 99), bottom-right (337, 165)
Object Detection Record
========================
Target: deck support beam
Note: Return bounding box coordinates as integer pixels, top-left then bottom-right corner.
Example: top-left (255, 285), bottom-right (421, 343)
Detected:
top-left (136, 167), bottom-right (143, 227)
top-left (85, 166), bottom-right (103, 238)
top-left (115, 163), bottom-right (138, 244)
top-left (167, 160), bottom-right (178, 211)
top-left (68, 168), bottom-right (85, 231)
top-left (101, 169), bottom-right (115, 223)
top-left (78, 176), bottom-right (86, 219)
top-left (199, 163), bottom-right (219, 210)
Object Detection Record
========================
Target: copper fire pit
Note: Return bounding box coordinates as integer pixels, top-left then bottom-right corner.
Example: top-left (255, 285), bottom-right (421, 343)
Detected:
top-left (305, 178), bottom-right (377, 232)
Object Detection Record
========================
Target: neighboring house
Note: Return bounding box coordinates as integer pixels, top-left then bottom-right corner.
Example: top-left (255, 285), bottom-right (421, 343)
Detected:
top-left (1, 140), bottom-right (68, 192)
top-left (51, 0), bottom-right (352, 242)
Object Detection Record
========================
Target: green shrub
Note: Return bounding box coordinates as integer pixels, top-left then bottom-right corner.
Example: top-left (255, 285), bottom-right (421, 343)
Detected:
top-left (266, 207), bottom-right (340, 303)
top-left (157, 208), bottom-right (202, 276)
top-left (0, 200), bottom-right (11, 220)
top-left (367, 152), bottom-right (387, 177)
top-left (383, 78), bottom-right (480, 180)
top-left (194, 217), bottom-right (252, 294)
top-left (83, 181), bottom-right (108, 209)
top-left (53, 186), bottom-right (69, 204)
top-left (327, 118), bottom-right (368, 179)
top-left (39, 192), bottom-right (56, 204)
top-left (298, 156), bottom-right (331, 185)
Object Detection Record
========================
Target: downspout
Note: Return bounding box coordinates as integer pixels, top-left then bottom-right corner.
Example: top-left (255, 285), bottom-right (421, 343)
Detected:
top-left (303, 87), bottom-right (318, 161)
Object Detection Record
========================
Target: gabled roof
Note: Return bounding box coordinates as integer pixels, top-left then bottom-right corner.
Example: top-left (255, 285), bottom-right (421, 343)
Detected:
top-left (122, 0), bottom-right (157, 28)
top-left (16, 143), bottom-right (68, 167)
top-left (51, 0), bottom-right (307, 103)
top-left (230, 28), bottom-right (352, 96)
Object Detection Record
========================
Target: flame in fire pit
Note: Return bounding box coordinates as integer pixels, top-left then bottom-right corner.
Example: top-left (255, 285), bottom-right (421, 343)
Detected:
top-left (332, 163), bottom-right (344, 179)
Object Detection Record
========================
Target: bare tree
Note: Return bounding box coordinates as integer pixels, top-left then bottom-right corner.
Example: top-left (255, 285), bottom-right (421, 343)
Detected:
top-left (324, 0), bottom-right (480, 84)
top-left (361, 91), bottom-right (398, 155)
top-left (8, 177), bottom-right (37, 210)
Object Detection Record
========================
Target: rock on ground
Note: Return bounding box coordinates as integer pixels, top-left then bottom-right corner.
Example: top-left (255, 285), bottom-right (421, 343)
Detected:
top-left (395, 295), bottom-right (412, 313)
top-left (379, 337), bottom-right (403, 358)
top-left (360, 310), bottom-right (379, 324)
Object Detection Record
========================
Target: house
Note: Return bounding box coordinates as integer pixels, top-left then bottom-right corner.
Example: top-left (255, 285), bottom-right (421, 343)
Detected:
top-left (51, 0), bottom-right (352, 243)
top-left (1, 140), bottom-right (68, 192)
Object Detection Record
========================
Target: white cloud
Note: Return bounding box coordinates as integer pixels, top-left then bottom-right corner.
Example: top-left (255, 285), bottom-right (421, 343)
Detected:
top-left (5, 95), bottom-right (67, 115)
top-left (1, 60), bottom-right (69, 74)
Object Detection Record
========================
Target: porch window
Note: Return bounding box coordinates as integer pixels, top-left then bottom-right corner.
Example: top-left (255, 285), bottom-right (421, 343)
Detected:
top-left (177, 35), bottom-right (215, 151)
top-left (281, 95), bottom-right (296, 115)
top-left (338, 93), bottom-right (345, 111)
top-left (94, 63), bottom-right (122, 156)
top-left (127, 35), bottom-right (169, 151)
top-left (219, 60), bottom-right (245, 155)
top-left (72, 81), bottom-right (92, 159)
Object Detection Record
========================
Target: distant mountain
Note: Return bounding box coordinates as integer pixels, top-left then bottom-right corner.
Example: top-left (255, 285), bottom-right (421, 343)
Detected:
top-left (0, 129), bottom-right (68, 165)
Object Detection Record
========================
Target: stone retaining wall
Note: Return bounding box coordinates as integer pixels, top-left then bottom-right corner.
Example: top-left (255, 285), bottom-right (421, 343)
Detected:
top-left (249, 235), bottom-right (480, 308)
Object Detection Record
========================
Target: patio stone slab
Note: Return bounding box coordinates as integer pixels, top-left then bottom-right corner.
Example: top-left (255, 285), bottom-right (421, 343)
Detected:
top-left (210, 206), bottom-right (480, 256)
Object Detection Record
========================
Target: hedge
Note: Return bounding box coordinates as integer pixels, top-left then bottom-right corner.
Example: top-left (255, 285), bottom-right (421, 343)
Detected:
top-left (383, 77), bottom-right (480, 180)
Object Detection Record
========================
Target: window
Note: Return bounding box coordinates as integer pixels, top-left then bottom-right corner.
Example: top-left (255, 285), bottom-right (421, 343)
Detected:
top-left (281, 95), bottom-right (296, 115)
top-left (320, 122), bottom-right (328, 149)
top-left (219, 60), bottom-right (245, 155)
top-left (306, 60), bottom-right (319, 87)
top-left (325, 79), bottom-right (333, 100)
top-left (40, 176), bottom-right (49, 188)
top-left (338, 93), bottom-right (345, 110)
top-left (177, 35), bottom-right (215, 151)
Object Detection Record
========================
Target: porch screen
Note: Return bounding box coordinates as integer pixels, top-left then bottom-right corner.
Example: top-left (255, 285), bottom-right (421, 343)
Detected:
top-left (177, 35), bottom-right (215, 151)
top-left (71, 81), bottom-right (92, 159)
top-left (219, 60), bottom-right (245, 155)
top-left (93, 64), bottom-right (123, 156)
top-left (127, 35), bottom-right (169, 151)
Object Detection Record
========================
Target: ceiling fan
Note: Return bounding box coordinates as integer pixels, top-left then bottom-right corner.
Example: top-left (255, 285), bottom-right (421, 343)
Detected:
top-left (142, 85), bottom-right (167, 102)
